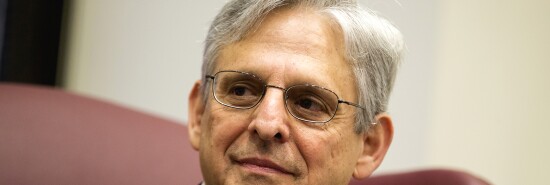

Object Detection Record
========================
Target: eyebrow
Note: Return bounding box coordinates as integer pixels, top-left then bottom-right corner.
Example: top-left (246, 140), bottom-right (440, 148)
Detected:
top-left (221, 69), bottom-right (339, 94)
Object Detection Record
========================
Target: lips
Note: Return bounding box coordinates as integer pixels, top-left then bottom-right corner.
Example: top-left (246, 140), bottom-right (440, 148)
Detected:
top-left (236, 157), bottom-right (294, 175)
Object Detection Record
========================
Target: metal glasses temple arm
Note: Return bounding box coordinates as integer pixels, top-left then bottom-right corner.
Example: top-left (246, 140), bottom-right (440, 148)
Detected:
top-left (338, 100), bottom-right (366, 110)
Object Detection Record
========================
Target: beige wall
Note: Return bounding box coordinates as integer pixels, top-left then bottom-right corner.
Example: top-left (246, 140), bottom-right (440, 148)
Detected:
top-left (62, 0), bottom-right (222, 123)
top-left (431, 0), bottom-right (550, 184)
top-left (62, 0), bottom-right (550, 184)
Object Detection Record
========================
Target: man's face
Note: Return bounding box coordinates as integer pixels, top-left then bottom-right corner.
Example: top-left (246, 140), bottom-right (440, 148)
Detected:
top-left (188, 7), bottom-right (387, 185)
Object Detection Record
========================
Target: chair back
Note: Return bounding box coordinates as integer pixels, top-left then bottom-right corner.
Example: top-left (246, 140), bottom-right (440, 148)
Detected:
top-left (0, 83), bottom-right (202, 185)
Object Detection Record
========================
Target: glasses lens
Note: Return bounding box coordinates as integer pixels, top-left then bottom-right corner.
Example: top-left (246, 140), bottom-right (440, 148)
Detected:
top-left (285, 85), bottom-right (339, 122)
top-left (213, 71), bottom-right (264, 108)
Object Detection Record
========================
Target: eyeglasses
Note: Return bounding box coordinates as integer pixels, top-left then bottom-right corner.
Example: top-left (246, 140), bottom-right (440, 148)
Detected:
top-left (206, 70), bottom-right (365, 124)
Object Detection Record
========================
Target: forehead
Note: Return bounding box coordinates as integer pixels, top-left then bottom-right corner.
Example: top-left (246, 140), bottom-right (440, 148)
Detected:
top-left (215, 7), bottom-right (357, 99)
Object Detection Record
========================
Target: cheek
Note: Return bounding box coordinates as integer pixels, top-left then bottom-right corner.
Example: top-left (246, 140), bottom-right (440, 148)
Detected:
top-left (295, 126), bottom-right (362, 183)
top-left (202, 106), bottom-right (250, 154)
top-left (199, 105), bottom-right (252, 182)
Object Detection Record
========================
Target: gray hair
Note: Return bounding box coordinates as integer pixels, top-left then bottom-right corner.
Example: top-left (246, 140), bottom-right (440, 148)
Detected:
top-left (201, 0), bottom-right (404, 133)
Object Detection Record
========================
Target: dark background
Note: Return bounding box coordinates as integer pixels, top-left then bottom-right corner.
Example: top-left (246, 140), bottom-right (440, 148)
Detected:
top-left (0, 0), bottom-right (65, 86)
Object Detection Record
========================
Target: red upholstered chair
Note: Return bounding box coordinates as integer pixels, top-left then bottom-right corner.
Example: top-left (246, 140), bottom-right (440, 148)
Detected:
top-left (0, 83), bottom-right (201, 185)
top-left (350, 169), bottom-right (490, 185)
top-left (0, 83), bottom-right (491, 185)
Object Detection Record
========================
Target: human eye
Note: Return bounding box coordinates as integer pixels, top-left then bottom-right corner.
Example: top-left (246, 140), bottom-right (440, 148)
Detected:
top-left (294, 96), bottom-right (326, 113)
top-left (222, 82), bottom-right (262, 106)
top-left (289, 94), bottom-right (333, 121)
top-left (228, 83), bottom-right (256, 97)
top-left (286, 84), bottom-right (340, 123)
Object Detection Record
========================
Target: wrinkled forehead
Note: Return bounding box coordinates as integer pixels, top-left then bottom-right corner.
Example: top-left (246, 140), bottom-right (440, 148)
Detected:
top-left (213, 7), bottom-right (358, 101)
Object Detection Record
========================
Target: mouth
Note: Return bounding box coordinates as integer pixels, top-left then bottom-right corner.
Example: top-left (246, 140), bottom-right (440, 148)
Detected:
top-left (234, 157), bottom-right (294, 176)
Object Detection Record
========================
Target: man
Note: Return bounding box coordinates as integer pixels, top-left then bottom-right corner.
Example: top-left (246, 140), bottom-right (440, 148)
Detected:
top-left (187, 0), bottom-right (403, 184)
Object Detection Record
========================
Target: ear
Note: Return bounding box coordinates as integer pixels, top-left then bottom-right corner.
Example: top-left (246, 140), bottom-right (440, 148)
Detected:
top-left (352, 113), bottom-right (394, 179)
top-left (188, 80), bottom-right (205, 151)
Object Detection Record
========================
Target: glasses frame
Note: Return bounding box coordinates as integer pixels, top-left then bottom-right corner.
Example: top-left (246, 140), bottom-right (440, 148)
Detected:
top-left (206, 70), bottom-right (366, 124)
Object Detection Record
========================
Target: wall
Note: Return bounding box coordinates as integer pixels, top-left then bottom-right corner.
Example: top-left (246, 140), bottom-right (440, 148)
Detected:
top-left (431, 0), bottom-right (550, 184)
top-left (62, 0), bottom-right (221, 123)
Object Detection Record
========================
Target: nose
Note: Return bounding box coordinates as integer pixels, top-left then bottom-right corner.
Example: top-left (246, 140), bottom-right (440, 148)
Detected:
top-left (247, 86), bottom-right (290, 143)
